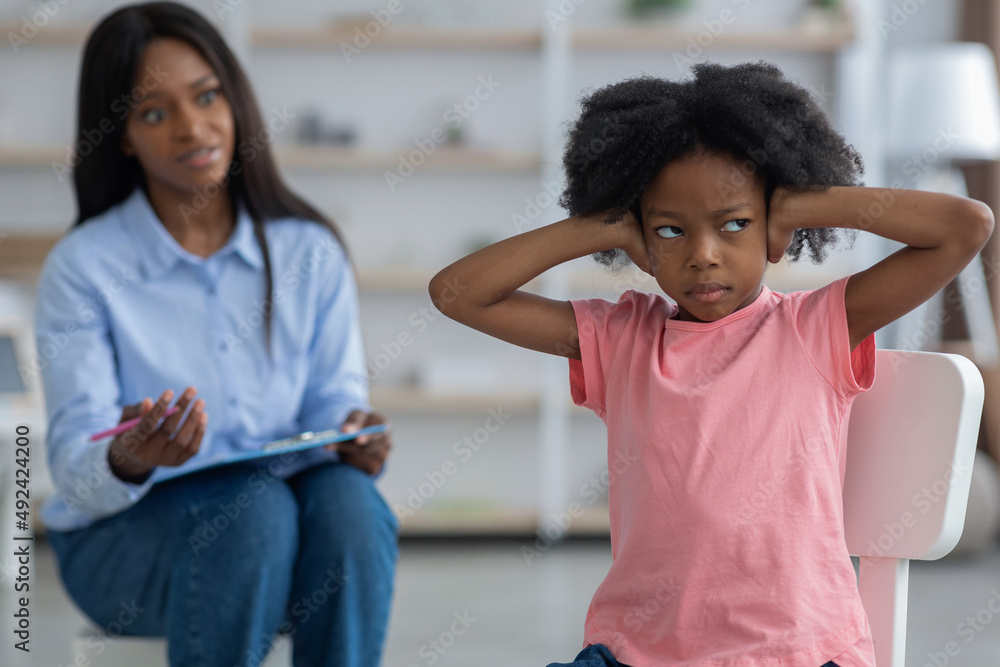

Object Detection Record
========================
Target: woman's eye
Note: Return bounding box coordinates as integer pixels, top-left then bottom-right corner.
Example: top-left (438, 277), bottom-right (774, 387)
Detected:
top-left (140, 108), bottom-right (165, 124)
top-left (198, 89), bottom-right (219, 105)
top-left (723, 219), bottom-right (750, 232)
top-left (655, 226), bottom-right (683, 239)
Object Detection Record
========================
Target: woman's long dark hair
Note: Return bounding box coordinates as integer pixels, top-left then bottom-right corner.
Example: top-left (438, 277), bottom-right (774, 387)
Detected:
top-left (73, 1), bottom-right (345, 350)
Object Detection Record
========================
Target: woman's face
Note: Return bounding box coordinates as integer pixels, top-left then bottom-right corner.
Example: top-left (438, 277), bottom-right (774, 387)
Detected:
top-left (639, 150), bottom-right (769, 323)
top-left (121, 37), bottom-right (235, 199)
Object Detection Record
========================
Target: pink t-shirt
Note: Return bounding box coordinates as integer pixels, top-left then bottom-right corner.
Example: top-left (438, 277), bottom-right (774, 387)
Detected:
top-left (569, 276), bottom-right (877, 667)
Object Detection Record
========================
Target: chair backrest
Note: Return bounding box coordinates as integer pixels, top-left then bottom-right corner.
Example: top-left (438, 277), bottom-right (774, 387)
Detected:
top-left (844, 349), bottom-right (984, 559)
top-left (842, 349), bottom-right (984, 667)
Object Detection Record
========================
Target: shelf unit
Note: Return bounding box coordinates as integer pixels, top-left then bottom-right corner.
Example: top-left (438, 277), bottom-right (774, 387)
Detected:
top-left (1, 5), bottom-right (857, 537)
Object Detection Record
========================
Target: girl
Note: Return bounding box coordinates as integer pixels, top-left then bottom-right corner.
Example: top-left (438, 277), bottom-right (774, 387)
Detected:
top-left (430, 62), bottom-right (994, 667)
top-left (36, 3), bottom-right (397, 666)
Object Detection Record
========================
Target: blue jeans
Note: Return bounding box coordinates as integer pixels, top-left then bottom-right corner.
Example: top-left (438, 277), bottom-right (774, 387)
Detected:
top-left (547, 645), bottom-right (841, 667)
top-left (48, 461), bottom-right (398, 667)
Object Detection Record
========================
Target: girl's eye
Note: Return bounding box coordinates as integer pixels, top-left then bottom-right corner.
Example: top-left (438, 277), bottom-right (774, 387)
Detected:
top-left (198, 89), bottom-right (220, 105)
top-left (655, 226), bottom-right (683, 239)
top-left (722, 219), bottom-right (750, 232)
top-left (140, 108), bottom-right (165, 124)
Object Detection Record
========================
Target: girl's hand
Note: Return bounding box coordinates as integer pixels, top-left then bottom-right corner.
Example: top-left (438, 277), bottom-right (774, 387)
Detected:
top-left (107, 388), bottom-right (207, 483)
top-left (608, 209), bottom-right (653, 275)
top-left (767, 186), bottom-right (796, 264)
top-left (331, 410), bottom-right (391, 476)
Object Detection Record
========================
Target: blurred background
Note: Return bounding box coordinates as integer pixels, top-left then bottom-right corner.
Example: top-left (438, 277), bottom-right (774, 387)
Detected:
top-left (1, 0), bottom-right (1000, 665)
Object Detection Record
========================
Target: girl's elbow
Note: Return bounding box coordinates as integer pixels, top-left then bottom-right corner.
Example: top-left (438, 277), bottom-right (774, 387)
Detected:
top-left (428, 269), bottom-right (466, 319)
top-left (963, 200), bottom-right (995, 251)
top-left (428, 271), bottom-right (450, 314)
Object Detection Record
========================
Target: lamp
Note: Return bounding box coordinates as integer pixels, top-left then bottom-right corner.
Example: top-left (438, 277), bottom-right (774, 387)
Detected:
top-left (885, 42), bottom-right (1000, 366)
top-left (887, 42), bottom-right (1000, 164)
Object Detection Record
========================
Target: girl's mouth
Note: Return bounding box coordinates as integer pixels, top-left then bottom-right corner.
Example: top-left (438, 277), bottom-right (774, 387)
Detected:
top-left (688, 288), bottom-right (729, 303)
top-left (687, 283), bottom-right (729, 304)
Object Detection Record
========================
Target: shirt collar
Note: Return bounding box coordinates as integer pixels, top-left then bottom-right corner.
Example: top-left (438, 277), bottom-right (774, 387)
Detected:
top-left (121, 188), bottom-right (263, 281)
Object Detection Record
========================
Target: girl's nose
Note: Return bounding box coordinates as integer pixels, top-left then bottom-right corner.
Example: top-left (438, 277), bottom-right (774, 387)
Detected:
top-left (687, 234), bottom-right (722, 269)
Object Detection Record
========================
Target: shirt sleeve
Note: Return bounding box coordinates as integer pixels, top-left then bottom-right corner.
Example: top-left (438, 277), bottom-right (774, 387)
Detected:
top-left (35, 238), bottom-right (155, 524)
top-left (569, 293), bottom-right (637, 418)
top-left (790, 275), bottom-right (876, 398)
top-left (295, 234), bottom-right (371, 436)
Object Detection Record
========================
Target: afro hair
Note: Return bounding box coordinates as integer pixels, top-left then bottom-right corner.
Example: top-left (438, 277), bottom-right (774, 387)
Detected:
top-left (560, 61), bottom-right (864, 267)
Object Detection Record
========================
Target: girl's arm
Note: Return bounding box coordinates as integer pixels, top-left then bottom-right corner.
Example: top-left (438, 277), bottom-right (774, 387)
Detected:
top-left (768, 186), bottom-right (995, 351)
top-left (429, 213), bottom-right (648, 360)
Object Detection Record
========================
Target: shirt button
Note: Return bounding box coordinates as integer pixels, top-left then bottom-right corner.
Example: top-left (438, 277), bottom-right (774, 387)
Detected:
top-left (229, 398), bottom-right (237, 406)
top-left (219, 342), bottom-right (227, 352)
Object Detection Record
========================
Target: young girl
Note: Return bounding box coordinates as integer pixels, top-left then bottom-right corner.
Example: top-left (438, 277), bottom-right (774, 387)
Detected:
top-left (430, 62), bottom-right (994, 667)
top-left (36, 3), bottom-right (396, 666)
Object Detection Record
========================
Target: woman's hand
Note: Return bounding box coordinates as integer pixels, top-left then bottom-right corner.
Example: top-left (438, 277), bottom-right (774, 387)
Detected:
top-left (766, 186), bottom-right (796, 264)
top-left (331, 410), bottom-right (391, 475)
top-left (107, 388), bottom-right (207, 483)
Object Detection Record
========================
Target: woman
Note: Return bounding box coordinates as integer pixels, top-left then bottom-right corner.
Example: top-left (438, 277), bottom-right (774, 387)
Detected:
top-left (36, 3), bottom-right (397, 666)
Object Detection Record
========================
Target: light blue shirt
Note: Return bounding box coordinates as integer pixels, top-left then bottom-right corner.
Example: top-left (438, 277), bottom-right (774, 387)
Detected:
top-left (35, 188), bottom-right (370, 530)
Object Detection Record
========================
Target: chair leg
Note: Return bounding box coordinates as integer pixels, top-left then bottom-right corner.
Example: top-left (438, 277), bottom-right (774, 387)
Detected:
top-left (858, 556), bottom-right (909, 667)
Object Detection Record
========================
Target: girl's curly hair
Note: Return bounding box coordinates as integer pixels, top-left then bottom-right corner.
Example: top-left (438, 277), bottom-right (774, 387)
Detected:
top-left (560, 61), bottom-right (864, 266)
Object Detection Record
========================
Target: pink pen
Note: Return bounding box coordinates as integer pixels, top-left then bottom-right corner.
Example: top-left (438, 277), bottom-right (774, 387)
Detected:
top-left (89, 406), bottom-right (180, 441)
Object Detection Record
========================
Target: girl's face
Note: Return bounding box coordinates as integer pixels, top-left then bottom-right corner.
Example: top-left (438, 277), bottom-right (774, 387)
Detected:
top-left (121, 37), bottom-right (235, 200)
top-left (639, 150), bottom-right (768, 322)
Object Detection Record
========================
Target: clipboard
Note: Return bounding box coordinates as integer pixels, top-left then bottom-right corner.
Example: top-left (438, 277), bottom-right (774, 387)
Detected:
top-left (260, 423), bottom-right (388, 454)
top-left (192, 423), bottom-right (389, 471)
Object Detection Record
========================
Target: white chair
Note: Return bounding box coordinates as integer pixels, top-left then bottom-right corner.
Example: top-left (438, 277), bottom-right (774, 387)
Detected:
top-left (844, 349), bottom-right (985, 667)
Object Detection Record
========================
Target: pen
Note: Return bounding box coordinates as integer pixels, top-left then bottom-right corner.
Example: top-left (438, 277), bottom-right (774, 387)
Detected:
top-left (89, 406), bottom-right (180, 441)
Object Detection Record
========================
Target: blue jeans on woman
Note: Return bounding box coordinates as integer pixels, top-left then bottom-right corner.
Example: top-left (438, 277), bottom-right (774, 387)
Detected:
top-left (547, 644), bottom-right (841, 666)
top-left (47, 461), bottom-right (398, 667)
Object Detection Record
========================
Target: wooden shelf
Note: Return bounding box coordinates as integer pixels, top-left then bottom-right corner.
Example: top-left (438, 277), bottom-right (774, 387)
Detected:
top-left (359, 268), bottom-right (548, 293)
top-left (358, 267), bottom-right (432, 292)
top-left (573, 23), bottom-right (854, 52)
top-left (253, 25), bottom-right (542, 50)
top-left (0, 146), bottom-right (63, 168)
top-left (360, 266), bottom-right (657, 294)
top-left (396, 508), bottom-right (537, 536)
top-left (0, 23), bottom-right (89, 46)
top-left (0, 233), bottom-right (59, 281)
top-left (368, 386), bottom-right (601, 415)
top-left (257, 23), bottom-right (853, 54)
top-left (0, 234), bottom-right (847, 296)
top-left (0, 145), bottom-right (540, 172)
top-left (370, 386), bottom-right (540, 413)
top-left (395, 505), bottom-right (610, 536)
top-left (0, 21), bottom-right (854, 54)
top-left (274, 145), bottom-right (540, 172)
